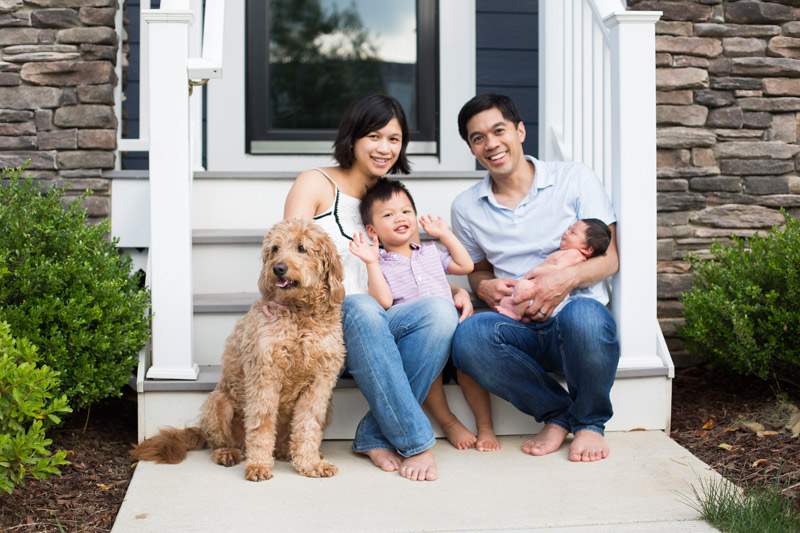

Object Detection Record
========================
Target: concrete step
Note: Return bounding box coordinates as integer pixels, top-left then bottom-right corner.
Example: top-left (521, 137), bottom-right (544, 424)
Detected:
top-left (137, 364), bottom-right (673, 442)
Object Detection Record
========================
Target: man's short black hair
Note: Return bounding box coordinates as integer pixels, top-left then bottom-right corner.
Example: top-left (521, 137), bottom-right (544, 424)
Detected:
top-left (359, 178), bottom-right (417, 227)
top-left (333, 93), bottom-right (411, 174)
top-left (581, 218), bottom-right (612, 257)
top-left (457, 93), bottom-right (524, 145)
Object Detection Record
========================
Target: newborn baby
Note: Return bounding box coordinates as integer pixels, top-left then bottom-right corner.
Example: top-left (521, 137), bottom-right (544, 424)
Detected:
top-left (496, 219), bottom-right (611, 321)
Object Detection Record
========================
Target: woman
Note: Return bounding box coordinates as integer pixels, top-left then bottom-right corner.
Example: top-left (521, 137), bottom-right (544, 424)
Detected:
top-left (281, 94), bottom-right (472, 481)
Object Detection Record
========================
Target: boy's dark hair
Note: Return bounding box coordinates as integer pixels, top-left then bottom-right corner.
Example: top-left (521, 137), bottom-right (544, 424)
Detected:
top-left (581, 218), bottom-right (612, 257)
top-left (457, 93), bottom-right (524, 144)
top-left (359, 178), bottom-right (417, 227)
top-left (333, 93), bottom-right (411, 174)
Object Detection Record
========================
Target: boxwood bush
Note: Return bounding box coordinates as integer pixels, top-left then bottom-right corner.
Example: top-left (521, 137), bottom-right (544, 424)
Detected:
top-left (0, 319), bottom-right (71, 495)
top-left (0, 166), bottom-right (151, 410)
top-left (679, 211), bottom-right (800, 388)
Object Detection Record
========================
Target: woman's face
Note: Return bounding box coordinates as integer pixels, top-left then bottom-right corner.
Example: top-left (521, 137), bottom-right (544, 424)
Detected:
top-left (351, 117), bottom-right (403, 178)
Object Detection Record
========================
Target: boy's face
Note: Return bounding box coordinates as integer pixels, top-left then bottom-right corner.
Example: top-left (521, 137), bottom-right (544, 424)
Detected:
top-left (560, 221), bottom-right (592, 255)
top-left (366, 191), bottom-right (417, 248)
top-left (465, 107), bottom-right (526, 180)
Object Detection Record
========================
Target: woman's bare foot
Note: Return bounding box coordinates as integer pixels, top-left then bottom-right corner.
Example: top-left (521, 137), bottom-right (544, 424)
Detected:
top-left (568, 430), bottom-right (609, 462)
top-left (362, 448), bottom-right (402, 472)
top-left (440, 418), bottom-right (477, 450)
top-left (476, 425), bottom-right (500, 451)
top-left (521, 423), bottom-right (568, 456)
top-left (399, 449), bottom-right (437, 481)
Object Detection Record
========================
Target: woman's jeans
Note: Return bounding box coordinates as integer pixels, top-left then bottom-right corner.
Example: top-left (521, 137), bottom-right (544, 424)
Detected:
top-left (343, 295), bottom-right (457, 457)
top-left (452, 298), bottom-right (619, 435)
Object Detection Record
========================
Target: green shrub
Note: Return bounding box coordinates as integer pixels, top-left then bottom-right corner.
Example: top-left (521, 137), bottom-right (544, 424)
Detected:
top-left (679, 211), bottom-right (800, 387)
top-left (0, 320), bottom-right (72, 495)
top-left (0, 166), bottom-right (151, 410)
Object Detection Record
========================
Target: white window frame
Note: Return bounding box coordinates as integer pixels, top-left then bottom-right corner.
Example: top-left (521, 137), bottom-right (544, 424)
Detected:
top-left (205, 0), bottom-right (476, 172)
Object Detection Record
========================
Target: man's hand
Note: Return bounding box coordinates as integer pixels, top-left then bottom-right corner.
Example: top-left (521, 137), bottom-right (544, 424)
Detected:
top-left (451, 285), bottom-right (474, 323)
top-left (476, 277), bottom-right (516, 308)
top-left (515, 268), bottom-right (576, 321)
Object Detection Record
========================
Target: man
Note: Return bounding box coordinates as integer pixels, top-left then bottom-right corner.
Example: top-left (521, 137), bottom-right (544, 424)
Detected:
top-left (450, 93), bottom-right (620, 462)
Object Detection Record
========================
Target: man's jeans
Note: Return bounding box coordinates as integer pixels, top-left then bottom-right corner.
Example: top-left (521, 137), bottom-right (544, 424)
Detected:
top-left (343, 294), bottom-right (457, 457)
top-left (452, 298), bottom-right (619, 435)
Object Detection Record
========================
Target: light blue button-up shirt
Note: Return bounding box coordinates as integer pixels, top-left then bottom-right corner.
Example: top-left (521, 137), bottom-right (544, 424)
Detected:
top-left (451, 155), bottom-right (616, 315)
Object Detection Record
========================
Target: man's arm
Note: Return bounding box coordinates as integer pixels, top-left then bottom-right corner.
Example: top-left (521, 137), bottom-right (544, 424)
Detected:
top-left (468, 259), bottom-right (517, 308)
top-left (516, 223), bottom-right (619, 321)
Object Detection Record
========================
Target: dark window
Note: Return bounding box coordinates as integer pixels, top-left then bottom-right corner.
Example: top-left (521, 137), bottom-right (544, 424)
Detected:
top-left (246, 0), bottom-right (438, 154)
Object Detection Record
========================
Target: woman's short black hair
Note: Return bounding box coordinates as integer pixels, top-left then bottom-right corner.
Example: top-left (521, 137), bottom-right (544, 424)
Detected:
top-left (333, 93), bottom-right (411, 175)
top-left (581, 218), bottom-right (612, 257)
top-left (457, 93), bottom-right (524, 145)
top-left (359, 178), bottom-right (417, 227)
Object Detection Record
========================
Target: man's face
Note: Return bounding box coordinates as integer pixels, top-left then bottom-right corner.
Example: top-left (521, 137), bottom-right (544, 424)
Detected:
top-left (465, 107), bottom-right (526, 179)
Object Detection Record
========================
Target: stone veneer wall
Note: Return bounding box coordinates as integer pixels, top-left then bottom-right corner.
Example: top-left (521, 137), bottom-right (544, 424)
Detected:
top-left (629, 0), bottom-right (800, 357)
top-left (0, 0), bottom-right (118, 222)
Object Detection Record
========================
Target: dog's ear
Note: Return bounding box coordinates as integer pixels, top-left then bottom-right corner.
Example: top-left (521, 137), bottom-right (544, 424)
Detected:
top-left (314, 224), bottom-right (345, 306)
top-left (258, 225), bottom-right (278, 299)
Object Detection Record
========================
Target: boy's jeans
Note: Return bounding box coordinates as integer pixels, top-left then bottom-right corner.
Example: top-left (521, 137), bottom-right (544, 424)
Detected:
top-left (452, 297), bottom-right (619, 435)
top-left (343, 295), bottom-right (457, 457)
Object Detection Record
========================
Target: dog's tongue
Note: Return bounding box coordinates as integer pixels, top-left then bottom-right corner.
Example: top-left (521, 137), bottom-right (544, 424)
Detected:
top-left (276, 279), bottom-right (291, 288)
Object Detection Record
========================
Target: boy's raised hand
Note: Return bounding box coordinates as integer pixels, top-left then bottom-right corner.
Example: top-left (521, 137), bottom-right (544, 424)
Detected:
top-left (348, 231), bottom-right (380, 264)
top-left (419, 215), bottom-right (451, 239)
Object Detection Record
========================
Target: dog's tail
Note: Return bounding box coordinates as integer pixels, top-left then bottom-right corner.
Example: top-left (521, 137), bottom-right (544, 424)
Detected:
top-left (130, 427), bottom-right (207, 464)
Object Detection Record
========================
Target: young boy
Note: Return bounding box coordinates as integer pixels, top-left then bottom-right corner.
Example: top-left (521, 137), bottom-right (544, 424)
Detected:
top-left (496, 219), bottom-right (612, 321)
top-left (349, 178), bottom-right (500, 451)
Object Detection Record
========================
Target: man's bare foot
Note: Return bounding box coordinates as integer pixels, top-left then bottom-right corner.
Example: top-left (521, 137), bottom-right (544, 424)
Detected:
top-left (521, 423), bottom-right (568, 456)
top-left (476, 425), bottom-right (500, 451)
top-left (362, 448), bottom-right (402, 472)
top-left (568, 430), bottom-right (609, 462)
top-left (399, 449), bottom-right (437, 481)
top-left (439, 418), bottom-right (477, 450)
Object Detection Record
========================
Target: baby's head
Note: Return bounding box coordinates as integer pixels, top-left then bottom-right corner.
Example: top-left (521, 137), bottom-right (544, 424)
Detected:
top-left (359, 178), bottom-right (418, 243)
top-left (560, 218), bottom-right (611, 258)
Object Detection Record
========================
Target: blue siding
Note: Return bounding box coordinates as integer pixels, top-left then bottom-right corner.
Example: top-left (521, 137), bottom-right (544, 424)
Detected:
top-left (122, 0), bottom-right (148, 169)
top-left (476, 1), bottom-right (538, 158)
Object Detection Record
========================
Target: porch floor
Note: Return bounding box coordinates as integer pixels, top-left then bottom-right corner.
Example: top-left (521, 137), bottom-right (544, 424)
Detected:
top-left (113, 432), bottom-right (720, 532)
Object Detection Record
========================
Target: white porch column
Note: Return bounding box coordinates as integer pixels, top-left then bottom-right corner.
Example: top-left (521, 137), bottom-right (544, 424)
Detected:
top-left (143, 5), bottom-right (199, 380)
top-left (604, 11), bottom-right (662, 367)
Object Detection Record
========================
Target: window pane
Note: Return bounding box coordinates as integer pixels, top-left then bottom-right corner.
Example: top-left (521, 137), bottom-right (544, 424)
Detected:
top-left (268, 0), bottom-right (418, 131)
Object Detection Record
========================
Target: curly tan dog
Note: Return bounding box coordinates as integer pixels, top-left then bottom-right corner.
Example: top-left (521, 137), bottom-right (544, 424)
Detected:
top-left (131, 218), bottom-right (346, 481)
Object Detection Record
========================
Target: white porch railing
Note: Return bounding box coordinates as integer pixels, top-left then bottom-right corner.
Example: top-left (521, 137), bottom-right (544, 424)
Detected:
top-left (129, 0), bottom-right (225, 380)
top-left (539, 1), bottom-right (668, 374)
top-left (114, 0), bottom-right (223, 171)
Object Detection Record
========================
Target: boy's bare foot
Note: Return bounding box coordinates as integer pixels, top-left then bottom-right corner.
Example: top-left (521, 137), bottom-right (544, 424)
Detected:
top-left (476, 425), bottom-right (500, 451)
top-left (568, 430), bottom-right (609, 462)
top-left (362, 448), bottom-right (402, 472)
top-left (399, 449), bottom-right (437, 481)
top-left (440, 418), bottom-right (477, 450)
top-left (521, 423), bottom-right (568, 456)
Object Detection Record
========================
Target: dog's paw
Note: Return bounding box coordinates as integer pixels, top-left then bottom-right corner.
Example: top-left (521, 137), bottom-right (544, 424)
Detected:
top-left (297, 460), bottom-right (338, 478)
top-left (244, 462), bottom-right (273, 481)
top-left (211, 448), bottom-right (243, 467)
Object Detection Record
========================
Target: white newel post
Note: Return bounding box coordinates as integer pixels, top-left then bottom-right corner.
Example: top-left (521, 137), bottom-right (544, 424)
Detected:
top-left (143, 6), bottom-right (199, 380)
top-left (605, 11), bottom-right (661, 366)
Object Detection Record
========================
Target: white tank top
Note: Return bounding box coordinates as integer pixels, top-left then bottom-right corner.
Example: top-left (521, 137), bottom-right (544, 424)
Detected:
top-left (311, 168), bottom-right (369, 295)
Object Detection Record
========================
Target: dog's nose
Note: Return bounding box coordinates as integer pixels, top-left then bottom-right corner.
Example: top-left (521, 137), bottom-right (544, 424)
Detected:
top-left (272, 263), bottom-right (288, 277)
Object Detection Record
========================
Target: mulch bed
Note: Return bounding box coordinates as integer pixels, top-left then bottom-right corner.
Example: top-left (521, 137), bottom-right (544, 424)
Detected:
top-left (0, 389), bottom-right (138, 532)
top-left (0, 364), bottom-right (798, 531)
top-left (670, 364), bottom-right (800, 511)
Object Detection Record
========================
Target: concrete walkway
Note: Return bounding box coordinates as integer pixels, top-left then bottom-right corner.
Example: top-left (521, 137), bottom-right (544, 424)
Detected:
top-left (113, 432), bottom-right (721, 532)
